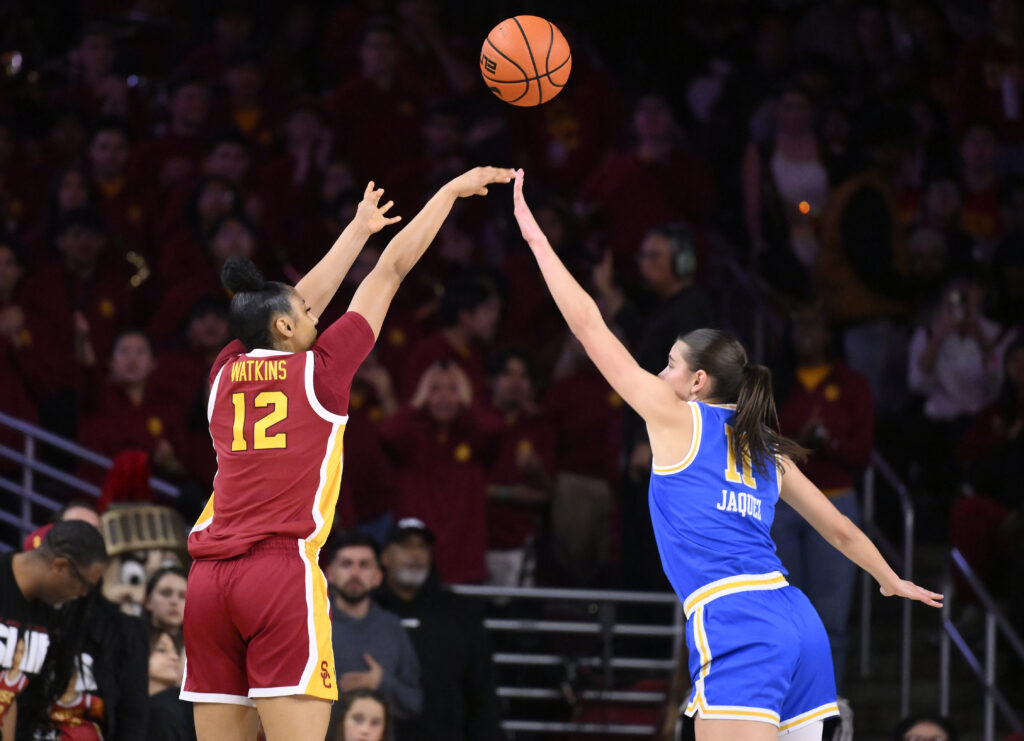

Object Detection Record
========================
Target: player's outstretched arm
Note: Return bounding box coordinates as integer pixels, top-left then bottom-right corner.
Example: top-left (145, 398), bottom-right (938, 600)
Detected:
top-left (295, 181), bottom-right (401, 318)
top-left (349, 167), bottom-right (514, 338)
top-left (512, 169), bottom-right (678, 425)
top-left (780, 461), bottom-right (944, 608)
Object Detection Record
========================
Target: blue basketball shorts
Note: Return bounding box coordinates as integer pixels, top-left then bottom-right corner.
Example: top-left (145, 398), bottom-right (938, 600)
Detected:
top-left (682, 572), bottom-right (840, 734)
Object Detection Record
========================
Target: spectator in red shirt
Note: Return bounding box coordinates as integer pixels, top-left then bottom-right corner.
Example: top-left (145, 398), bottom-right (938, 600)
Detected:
top-left (0, 238), bottom-right (41, 473)
top-left (959, 122), bottom-right (1003, 252)
top-left (179, 5), bottom-right (256, 82)
top-left (149, 213), bottom-right (259, 346)
top-left (951, 0), bottom-right (1024, 151)
top-left (772, 302), bottom-right (874, 691)
top-left (577, 94), bottom-right (714, 292)
top-left (401, 275), bottom-right (500, 401)
top-left (50, 23), bottom-right (147, 130)
top-left (210, 49), bottom-right (281, 155)
top-left (151, 295), bottom-right (231, 408)
top-left (483, 350), bottom-right (556, 589)
top-left (23, 208), bottom-right (134, 382)
top-left (132, 75), bottom-right (211, 192)
top-left (22, 167), bottom-right (100, 269)
top-left (78, 330), bottom-right (187, 482)
top-left (87, 117), bottom-right (154, 263)
top-left (327, 19), bottom-right (425, 182)
top-left (380, 362), bottom-right (495, 584)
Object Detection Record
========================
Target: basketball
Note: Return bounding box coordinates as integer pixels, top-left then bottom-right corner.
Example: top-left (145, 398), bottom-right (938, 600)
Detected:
top-left (480, 15), bottom-right (572, 107)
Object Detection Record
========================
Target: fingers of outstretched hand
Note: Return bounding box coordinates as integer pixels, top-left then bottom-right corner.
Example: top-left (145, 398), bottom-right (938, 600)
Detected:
top-left (380, 199), bottom-right (394, 214)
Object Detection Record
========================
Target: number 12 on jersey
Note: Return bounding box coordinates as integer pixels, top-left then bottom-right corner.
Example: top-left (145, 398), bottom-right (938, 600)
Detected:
top-left (231, 391), bottom-right (288, 451)
top-left (723, 424), bottom-right (756, 488)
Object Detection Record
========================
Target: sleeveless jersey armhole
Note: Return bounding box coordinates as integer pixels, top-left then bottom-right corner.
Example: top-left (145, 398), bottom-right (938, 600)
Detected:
top-left (652, 401), bottom-right (702, 476)
top-left (304, 351), bottom-right (349, 425)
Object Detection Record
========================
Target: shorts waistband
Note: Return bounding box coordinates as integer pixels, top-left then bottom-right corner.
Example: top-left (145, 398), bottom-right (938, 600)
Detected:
top-left (245, 536), bottom-right (304, 555)
top-left (683, 571), bottom-right (788, 619)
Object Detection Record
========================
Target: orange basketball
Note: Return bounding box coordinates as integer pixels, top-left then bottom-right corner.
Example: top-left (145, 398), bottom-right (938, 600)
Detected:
top-left (480, 15), bottom-right (571, 107)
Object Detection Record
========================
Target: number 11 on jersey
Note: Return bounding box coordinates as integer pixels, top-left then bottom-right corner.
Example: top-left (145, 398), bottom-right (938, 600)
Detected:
top-left (723, 424), bottom-right (756, 488)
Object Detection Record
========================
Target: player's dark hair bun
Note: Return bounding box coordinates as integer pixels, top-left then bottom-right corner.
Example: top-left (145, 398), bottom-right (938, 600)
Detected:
top-left (221, 255), bottom-right (265, 293)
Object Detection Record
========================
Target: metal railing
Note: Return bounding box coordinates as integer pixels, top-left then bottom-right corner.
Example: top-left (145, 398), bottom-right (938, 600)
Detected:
top-left (939, 549), bottom-right (1024, 741)
top-left (451, 584), bottom-right (685, 737)
top-left (0, 410), bottom-right (180, 545)
top-left (858, 450), bottom-right (915, 717)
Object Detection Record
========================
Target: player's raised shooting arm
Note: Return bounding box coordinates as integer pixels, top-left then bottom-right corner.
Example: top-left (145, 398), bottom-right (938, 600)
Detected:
top-left (511, 169), bottom-right (679, 426)
top-left (349, 167), bottom-right (513, 339)
top-left (294, 181), bottom-right (400, 318)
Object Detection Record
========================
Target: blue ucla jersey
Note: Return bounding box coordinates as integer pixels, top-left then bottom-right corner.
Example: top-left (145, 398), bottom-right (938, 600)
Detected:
top-left (649, 401), bottom-right (786, 603)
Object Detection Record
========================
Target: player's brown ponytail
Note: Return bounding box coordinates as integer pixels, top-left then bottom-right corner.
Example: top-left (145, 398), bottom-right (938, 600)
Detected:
top-left (678, 329), bottom-right (807, 478)
top-left (221, 256), bottom-right (293, 351)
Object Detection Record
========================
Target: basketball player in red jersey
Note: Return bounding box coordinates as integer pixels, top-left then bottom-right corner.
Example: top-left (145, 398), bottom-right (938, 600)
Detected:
top-left (180, 167), bottom-right (514, 741)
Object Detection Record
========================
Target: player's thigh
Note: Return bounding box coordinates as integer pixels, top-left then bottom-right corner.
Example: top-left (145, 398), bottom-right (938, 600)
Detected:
top-left (694, 716), bottom-right (779, 741)
top-left (255, 695), bottom-right (332, 741)
top-left (193, 702), bottom-right (259, 741)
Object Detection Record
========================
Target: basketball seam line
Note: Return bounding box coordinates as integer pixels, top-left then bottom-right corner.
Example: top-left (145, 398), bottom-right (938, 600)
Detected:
top-left (481, 54), bottom-right (570, 84)
top-left (545, 21), bottom-right (554, 83)
top-left (511, 16), bottom-right (543, 106)
top-left (484, 38), bottom-right (531, 103)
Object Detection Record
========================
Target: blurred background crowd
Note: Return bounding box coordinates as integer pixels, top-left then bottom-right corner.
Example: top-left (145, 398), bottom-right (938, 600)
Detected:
top-left (1, 0), bottom-right (1023, 738)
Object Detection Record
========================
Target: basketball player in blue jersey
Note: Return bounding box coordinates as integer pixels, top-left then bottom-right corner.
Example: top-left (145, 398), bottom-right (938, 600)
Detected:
top-left (511, 170), bottom-right (942, 741)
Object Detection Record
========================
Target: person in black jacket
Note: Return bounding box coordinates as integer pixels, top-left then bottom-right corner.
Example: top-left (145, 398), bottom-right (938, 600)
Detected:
top-left (374, 519), bottom-right (500, 741)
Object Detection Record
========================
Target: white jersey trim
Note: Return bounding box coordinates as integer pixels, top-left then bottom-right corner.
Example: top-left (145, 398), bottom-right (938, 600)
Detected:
top-left (652, 401), bottom-right (702, 475)
top-left (180, 654), bottom-right (256, 706)
top-left (246, 348), bottom-right (291, 357)
top-left (208, 366), bottom-right (226, 423)
top-left (304, 351), bottom-right (349, 425)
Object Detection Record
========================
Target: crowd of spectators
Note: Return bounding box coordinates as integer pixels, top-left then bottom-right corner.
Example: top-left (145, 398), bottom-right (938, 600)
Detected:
top-left (2, 0), bottom-right (1024, 737)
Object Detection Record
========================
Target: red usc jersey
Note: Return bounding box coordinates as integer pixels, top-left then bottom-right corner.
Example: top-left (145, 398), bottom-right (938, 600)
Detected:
top-left (188, 313), bottom-right (375, 560)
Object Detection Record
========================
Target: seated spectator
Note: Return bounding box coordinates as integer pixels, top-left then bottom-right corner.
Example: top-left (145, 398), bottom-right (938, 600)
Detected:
top-left (991, 179), bottom-right (1024, 325)
top-left (147, 630), bottom-right (196, 741)
top-left (483, 350), bottom-right (556, 589)
top-left (333, 688), bottom-right (388, 741)
top-left (151, 295), bottom-right (231, 408)
top-left (149, 214), bottom-right (259, 346)
top-left (771, 302), bottom-right (874, 692)
top-left (144, 567), bottom-right (187, 639)
top-left (375, 519), bottom-right (500, 741)
top-left (132, 75), bottom-right (211, 192)
top-left (400, 276), bottom-right (500, 401)
top-left (541, 335), bottom-right (624, 584)
top-left (577, 93), bottom-right (713, 293)
top-left (22, 208), bottom-right (134, 419)
top-left (87, 117), bottom-right (154, 266)
top-left (327, 19), bottom-right (425, 183)
top-left (892, 712), bottom-right (957, 741)
top-left (156, 175), bottom-right (243, 293)
top-left (22, 166), bottom-right (100, 268)
top-left (24, 504), bottom-right (152, 740)
top-left (816, 102), bottom-right (916, 416)
top-left (951, 338), bottom-right (1024, 616)
top-left (907, 273), bottom-right (1008, 500)
top-left (742, 81), bottom-right (829, 299)
top-left (78, 330), bottom-right (187, 481)
top-left (0, 238), bottom-right (43, 465)
top-left (381, 363), bottom-right (495, 584)
top-left (324, 532), bottom-right (421, 739)
top-left (2, 522), bottom-right (109, 739)
top-left (210, 49), bottom-right (281, 154)
top-left (959, 121), bottom-right (1004, 256)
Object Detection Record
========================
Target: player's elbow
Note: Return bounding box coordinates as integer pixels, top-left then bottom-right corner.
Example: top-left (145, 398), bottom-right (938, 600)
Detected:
top-left (827, 515), bottom-right (860, 550)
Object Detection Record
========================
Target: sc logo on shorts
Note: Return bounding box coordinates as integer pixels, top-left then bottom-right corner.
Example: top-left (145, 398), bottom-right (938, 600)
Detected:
top-left (320, 661), bottom-right (332, 688)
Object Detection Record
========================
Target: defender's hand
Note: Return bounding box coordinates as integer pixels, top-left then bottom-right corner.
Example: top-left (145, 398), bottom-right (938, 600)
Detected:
top-left (512, 168), bottom-right (545, 245)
